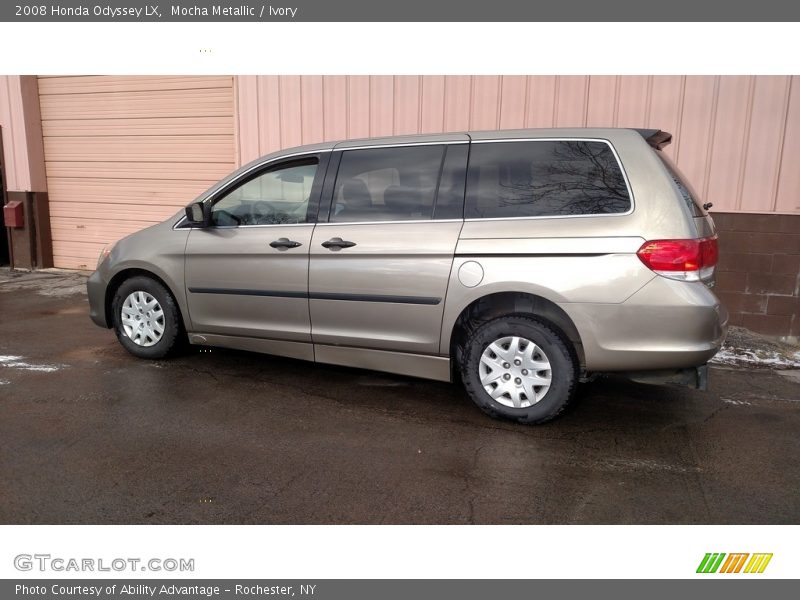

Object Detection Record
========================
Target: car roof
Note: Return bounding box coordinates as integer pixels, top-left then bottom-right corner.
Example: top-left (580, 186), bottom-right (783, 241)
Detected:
top-left (263, 127), bottom-right (661, 158)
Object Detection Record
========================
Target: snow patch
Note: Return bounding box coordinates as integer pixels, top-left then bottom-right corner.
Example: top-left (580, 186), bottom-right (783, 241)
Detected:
top-left (710, 347), bottom-right (800, 370)
top-left (0, 355), bottom-right (63, 373)
top-left (722, 398), bottom-right (752, 406)
top-left (597, 457), bottom-right (699, 473)
top-left (0, 272), bottom-right (87, 297)
top-left (0, 379), bottom-right (9, 385)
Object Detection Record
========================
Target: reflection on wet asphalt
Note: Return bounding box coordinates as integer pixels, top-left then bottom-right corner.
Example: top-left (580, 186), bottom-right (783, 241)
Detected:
top-left (1, 271), bottom-right (798, 524)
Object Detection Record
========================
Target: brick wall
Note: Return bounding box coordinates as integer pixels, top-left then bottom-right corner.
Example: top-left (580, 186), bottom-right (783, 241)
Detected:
top-left (714, 213), bottom-right (800, 340)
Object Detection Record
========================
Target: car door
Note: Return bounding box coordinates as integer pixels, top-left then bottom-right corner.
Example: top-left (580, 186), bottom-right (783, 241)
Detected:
top-left (309, 140), bottom-right (468, 357)
top-left (184, 153), bottom-right (328, 354)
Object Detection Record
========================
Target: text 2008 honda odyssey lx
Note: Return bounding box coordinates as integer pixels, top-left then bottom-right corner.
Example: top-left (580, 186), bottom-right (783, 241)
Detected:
top-left (87, 128), bottom-right (728, 424)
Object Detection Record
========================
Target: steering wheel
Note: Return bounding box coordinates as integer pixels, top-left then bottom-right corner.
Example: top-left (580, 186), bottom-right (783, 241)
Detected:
top-left (252, 201), bottom-right (277, 225)
top-left (210, 209), bottom-right (242, 226)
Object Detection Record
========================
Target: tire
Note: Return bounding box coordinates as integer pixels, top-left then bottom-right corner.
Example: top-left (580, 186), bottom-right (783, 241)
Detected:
top-left (111, 275), bottom-right (183, 359)
top-left (460, 315), bottom-right (578, 424)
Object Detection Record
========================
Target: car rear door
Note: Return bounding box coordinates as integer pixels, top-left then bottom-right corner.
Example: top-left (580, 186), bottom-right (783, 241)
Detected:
top-left (308, 139), bottom-right (469, 357)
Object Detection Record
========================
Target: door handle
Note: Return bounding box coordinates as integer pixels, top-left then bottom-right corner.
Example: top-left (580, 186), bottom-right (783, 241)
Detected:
top-left (269, 237), bottom-right (302, 249)
top-left (321, 237), bottom-right (357, 250)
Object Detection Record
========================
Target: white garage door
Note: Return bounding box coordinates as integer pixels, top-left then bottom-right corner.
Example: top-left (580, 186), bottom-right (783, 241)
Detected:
top-left (38, 76), bottom-right (236, 270)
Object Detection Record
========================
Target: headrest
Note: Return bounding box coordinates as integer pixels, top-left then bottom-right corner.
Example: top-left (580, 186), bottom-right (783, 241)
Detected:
top-left (341, 179), bottom-right (372, 208)
top-left (383, 185), bottom-right (425, 217)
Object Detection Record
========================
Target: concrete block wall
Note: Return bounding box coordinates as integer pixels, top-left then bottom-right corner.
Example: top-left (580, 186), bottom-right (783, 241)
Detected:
top-left (714, 212), bottom-right (800, 340)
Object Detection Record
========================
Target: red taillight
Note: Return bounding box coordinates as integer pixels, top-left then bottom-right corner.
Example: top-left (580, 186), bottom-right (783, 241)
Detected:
top-left (700, 236), bottom-right (719, 268)
top-left (637, 236), bottom-right (718, 281)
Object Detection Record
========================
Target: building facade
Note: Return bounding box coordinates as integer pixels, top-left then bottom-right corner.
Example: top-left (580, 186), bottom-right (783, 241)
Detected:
top-left (1, 75), bottom-right (799, 338)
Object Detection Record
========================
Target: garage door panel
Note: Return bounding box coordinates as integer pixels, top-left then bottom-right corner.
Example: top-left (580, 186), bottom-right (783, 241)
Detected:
top-left (51, 240), bottom-right (109, 270)
top-left (50, 202), bottom-right (182, 222)
top-left (43, 135), bottom-right (233, 162)
top-left (42, 116), bottom-right (234, 137)
top-left (47, 178), bottom-right (218, 205)
top-left (45, 161), bottom-right (234, 181)
top-left (53, 255), bottom-right (103, 271)
top-left (38, 76), bottom-right (232, 95)
top-left (39, 75), bottom-right (236, 269)
top-left (51, 217), bottom-right (165, 242)
top-left (39, 88), bottom-right (233, 119)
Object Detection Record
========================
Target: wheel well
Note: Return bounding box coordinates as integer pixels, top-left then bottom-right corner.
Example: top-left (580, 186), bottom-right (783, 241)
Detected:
top-left (450, 292), bottom-right (585, 368)
top-left (104, 268), bottom-right (184, 330)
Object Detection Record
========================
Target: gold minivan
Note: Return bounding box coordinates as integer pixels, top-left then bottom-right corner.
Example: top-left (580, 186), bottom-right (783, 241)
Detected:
top-left (88, 128), bottom-right (728, 423)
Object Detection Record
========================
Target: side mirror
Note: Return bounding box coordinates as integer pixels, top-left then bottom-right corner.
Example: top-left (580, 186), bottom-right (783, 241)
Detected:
top-left (185, 202), bottom-right (208, 227)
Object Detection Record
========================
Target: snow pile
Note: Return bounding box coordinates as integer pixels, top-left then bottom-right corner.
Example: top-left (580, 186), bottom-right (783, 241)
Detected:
top-left (711, 341), bottom-right (800, 370)
top-left (709, 326), bottom-right (800, 370)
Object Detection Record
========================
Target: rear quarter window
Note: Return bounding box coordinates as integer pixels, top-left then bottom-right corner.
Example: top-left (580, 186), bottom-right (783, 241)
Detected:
top-left (465, 140), bottom-right (631, 219)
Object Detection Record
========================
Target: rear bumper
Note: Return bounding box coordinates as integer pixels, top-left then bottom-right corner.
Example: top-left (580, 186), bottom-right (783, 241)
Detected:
top-left (565, 276), bottom-right (728, 372)
top-left (87, 269), bottom-right (110, 328)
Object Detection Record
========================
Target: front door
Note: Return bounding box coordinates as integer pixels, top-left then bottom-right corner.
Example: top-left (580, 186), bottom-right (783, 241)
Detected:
top-left (309, 142), bottom-right (468, 356)
top-left (185, 154), bottom-right (326, 345)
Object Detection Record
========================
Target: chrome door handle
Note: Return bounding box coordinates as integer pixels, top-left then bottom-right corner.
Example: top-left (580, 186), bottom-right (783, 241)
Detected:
top-left (269, 238), bottom-right (302, 249)
top-left (321, 237), bottom-right (356, 250)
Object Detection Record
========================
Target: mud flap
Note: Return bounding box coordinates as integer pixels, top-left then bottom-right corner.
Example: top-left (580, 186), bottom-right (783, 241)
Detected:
top-left (621, 364), bottom-right (709, 391)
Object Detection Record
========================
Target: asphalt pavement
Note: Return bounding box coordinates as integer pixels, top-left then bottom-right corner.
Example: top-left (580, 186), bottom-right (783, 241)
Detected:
top-left (1, 269), bottom-right (798, 524)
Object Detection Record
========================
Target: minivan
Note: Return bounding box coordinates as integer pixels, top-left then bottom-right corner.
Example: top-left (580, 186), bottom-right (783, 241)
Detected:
top-left (88, 128), bottom-right (728, 424)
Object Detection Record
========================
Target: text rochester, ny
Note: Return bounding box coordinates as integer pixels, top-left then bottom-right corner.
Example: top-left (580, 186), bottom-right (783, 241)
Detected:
top-left (16, 584), bottom-right (318, 597)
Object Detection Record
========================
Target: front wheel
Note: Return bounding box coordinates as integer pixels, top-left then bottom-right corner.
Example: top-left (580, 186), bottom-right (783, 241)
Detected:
top-left (111, 276), bottom-right (183, 359)
top-left (460, 316), bottom-right (578, 424)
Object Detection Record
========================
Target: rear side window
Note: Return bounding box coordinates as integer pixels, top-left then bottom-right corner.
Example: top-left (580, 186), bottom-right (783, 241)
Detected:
top-left (465, 140), bottom-right (631, 219)
top-left (331, 145), bottom-right (445, 222)
top-left (656, 151), bottom-right (706, 217)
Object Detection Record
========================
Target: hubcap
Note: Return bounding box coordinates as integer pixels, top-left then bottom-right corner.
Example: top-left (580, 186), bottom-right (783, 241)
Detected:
top-left (479, 336), bottom-right (552, 408)
top-left (121, 291), bottom-right (165, 347)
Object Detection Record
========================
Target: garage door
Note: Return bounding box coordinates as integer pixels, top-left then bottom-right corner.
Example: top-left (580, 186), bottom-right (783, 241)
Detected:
top-left (38, 76), bottom-right (236, 270)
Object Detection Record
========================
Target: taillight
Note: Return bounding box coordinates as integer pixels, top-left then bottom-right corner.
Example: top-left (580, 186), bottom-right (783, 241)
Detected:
top-left (636, 236), bottom-right (718, 282)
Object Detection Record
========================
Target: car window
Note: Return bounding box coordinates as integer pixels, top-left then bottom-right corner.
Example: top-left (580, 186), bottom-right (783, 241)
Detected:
top-left (331, 145), bottom-right (445, 222)
top-left (210, 159), bottom-right (318, 226)
top-left (465, 140), bottom-right (631, 219)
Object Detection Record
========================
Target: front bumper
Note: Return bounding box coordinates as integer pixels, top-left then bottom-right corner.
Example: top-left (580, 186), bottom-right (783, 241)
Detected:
top-left (87, 268), bottom-right (110, 328)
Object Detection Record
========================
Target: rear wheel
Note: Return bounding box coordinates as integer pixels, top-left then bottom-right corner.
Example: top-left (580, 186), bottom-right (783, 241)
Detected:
top-left (112, 276), bottom-right (182, 359)
top-left (460, 315), bottom-right (578, 424)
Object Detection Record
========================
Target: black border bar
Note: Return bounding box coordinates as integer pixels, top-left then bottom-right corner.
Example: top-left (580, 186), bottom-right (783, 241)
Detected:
top-left (3, 579), bottom-right (796, 600)
top-left (3, 1), bottom-right (800, 22)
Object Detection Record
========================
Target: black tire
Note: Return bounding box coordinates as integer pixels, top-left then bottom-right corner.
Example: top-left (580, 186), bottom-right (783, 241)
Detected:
top-left (111, 275), bottom-right (183, 359)
top-left (460, 315), bottom-right (578, 424)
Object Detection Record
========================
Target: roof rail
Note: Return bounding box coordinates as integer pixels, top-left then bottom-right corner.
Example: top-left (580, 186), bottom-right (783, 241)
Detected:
top-left (635, 129), bottom-right (672, 150)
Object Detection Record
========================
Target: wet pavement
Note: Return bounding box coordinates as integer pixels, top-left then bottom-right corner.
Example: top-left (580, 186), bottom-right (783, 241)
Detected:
top-left (1, 268), bottom-right (799, 524)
